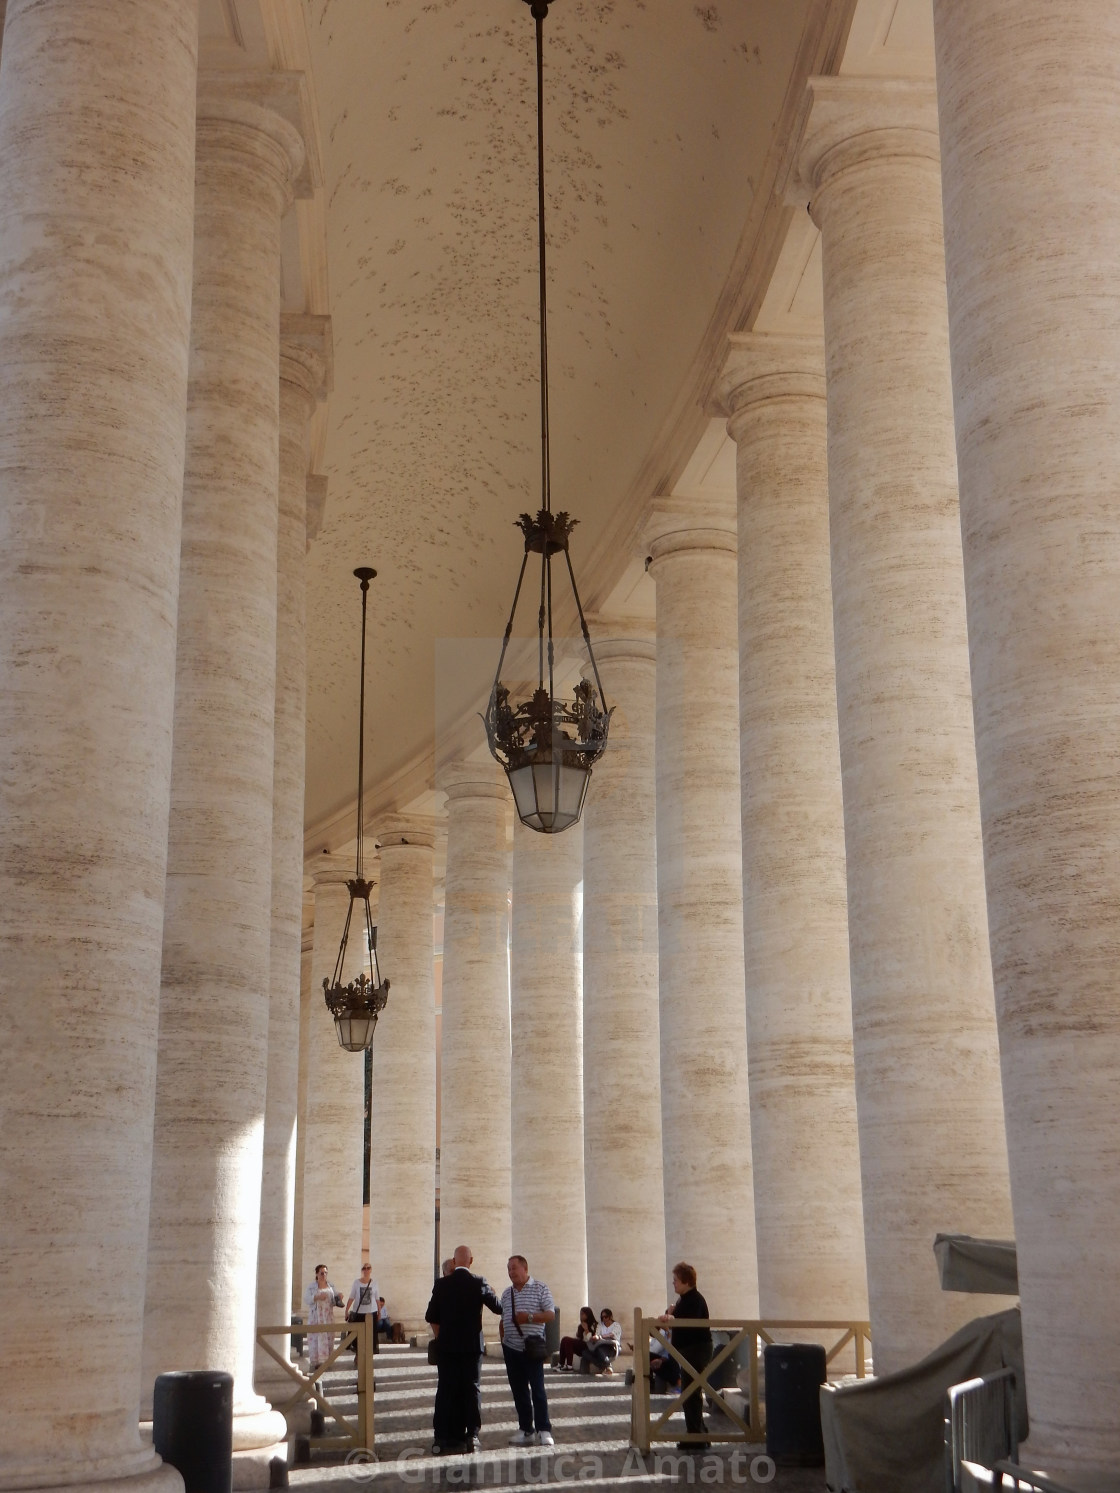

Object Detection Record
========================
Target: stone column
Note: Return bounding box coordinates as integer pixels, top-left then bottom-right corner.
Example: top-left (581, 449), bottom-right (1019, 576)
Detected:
top-left (720, 334), bottom-right (868, 1323)
top-left (369, 817), bottom-right (437, 1333)
top-left (647, 499), bottom-right (757, 1317)
top-left (794, 76), bottom-right (1014, 1373)
top-left (292, 933), bottom-right (313, 1313)
top-left (933, 5), bottom-right (1120, 1475)
top-left (142, 88), bottom-right (302, 1467)
top-left (438, 762), bottom-right (512, 1285)
top-left (510, 818), bottom-right (587, 1317)
top-left (255, 319), bottom-right (330, 1396)
top-left (300, 855), bottom-right (369, 1293)
top-left (0, 4), bottom-right (196, 1490)
top-left (580, 625), bottom-right (666, 1317)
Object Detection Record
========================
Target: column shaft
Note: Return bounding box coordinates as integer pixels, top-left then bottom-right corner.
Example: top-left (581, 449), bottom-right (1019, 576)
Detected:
top-left (934, 3), bottom-right (1120, 1473)
top-left (292, 937), bottom-right (313, 1312)
top-left (369, 820), bottom-right (437, 1332)
top-left (722, 334), bottom-right (868, 1323)
top-left (511, 819), bottom-right (587, 1317)
top-left (648, 503), bottom-right (758, 1317)
top-left (301, 858), bottom-right (368, 1294)
top-left (143, 91), bottom-right (301, 1453)
top-left (439, 765), bottom-right (512, 1284)
top-left (581, 630), bottom-right (666, 1316)
top-left (0, 2), bottom-right (197, 1487)
top-left (797, 76), bottom-right (1013, 1372)
top-left (256, 327), bottom-right (327, 1392)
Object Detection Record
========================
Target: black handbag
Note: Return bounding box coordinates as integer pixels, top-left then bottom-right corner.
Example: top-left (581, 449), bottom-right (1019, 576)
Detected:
top-left (512, 1289), bottom-right (549, 1360)
top-left (427, 1338), bottom-right (440, 1365)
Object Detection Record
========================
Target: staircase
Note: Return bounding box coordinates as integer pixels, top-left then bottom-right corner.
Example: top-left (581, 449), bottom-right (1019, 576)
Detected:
top-left (288, 1345), bottom-right (828, 1491)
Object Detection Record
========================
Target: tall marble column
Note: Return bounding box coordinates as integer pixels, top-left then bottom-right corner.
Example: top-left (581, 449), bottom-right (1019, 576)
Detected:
top-left (292, 931), bottom-right (313, 1312)
top-left (720, 334), bottom-right (868, 1323)
top-left (0, 4), bottom-right (197, 1490)
top-left (369, 817), bottom-right (437, 1332)
top-left (510, 819), bottom-right (587, 1317)
top-left (794, 77), bottom-right (1014, 1373)
top-left (142, 89), bottom-right (302, 1468)
top-left (255, 318), bottom-right (330, 1396)
top-left (438, 761), bottom-right (512, 1284)
top-left (647, 499), bottom-right (757, 1317)
top-left (581, 625), bottom-right (667, 1317)
top-left (300, 854), bottom-right (369, 1293)
top-left (934, 4), bottom-right (1120, 1475)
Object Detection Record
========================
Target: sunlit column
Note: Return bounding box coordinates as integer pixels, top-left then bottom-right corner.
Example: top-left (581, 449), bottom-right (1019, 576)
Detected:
top-left (795, 75), bottom-right (1014, 1372)
top-left (934, 2), bottom-right (1120, 1474)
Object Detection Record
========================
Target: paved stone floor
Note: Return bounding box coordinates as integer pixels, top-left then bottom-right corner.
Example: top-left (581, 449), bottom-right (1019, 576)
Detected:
top-left (286, 1347), bottom-right (829, 1493)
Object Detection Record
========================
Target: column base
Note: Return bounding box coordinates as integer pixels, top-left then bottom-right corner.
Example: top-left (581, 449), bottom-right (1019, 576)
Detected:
top-left (0, 1459), bottom-right (183, 1493)
top-left (231, 1444), bottom-right (287, 1491)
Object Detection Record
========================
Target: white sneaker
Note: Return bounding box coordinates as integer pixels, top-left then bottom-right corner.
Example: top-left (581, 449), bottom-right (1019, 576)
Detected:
top-left (509, 1431), bottom-right (536, 1446)
top-left (537, 1431), bottom-right (555, 1447)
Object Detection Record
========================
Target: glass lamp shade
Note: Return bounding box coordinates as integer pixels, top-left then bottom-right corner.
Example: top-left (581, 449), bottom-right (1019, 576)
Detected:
top-left (507, 752), bottom-right (591, 834)
top-left (330, 1001), bottom-right (381, 1052)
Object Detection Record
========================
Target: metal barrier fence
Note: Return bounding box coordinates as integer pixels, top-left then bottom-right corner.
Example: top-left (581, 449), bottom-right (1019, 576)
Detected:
top-left (944, 1368), bottom-right (1018, 1493)
top-left (256, 1317), bottom-right (375, 1452)
top-left (630, 1312), bottom-right (872, 1451)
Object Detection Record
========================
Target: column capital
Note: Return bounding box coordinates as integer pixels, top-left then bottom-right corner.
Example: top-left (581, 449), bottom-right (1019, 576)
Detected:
top-left (644, 494), bottom-right (737, 573)
top-left (309, 851), bottom-right (359, 893)
top-left (375, 814), bottom-right (438, 853)
top-left (195, 87), bottom-right (305, 213)
top-left (718, 333), bottom-right (826, 438)
top-left (306, 473), bottom-right (328, 549)
top-left (789, 76), bottom-right (940, 211)
top-left (437, 757), bottom-right (509, 805)
top-left (583, 614), bottom-right (656, 668)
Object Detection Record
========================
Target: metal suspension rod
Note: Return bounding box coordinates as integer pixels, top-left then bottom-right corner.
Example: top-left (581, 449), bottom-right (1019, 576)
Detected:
top-left (354, 568), bottom-right (374, 879)
top-left (564, 548), bottom-right (610, 711)
top-left (492, 549), bottom-right (531, 695)
top-left (534, 8), bottom-right (552, 516)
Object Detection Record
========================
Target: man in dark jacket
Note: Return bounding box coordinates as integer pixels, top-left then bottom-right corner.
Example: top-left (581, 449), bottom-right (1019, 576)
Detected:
top-left (424, 1243), bottom-right (503, 1454)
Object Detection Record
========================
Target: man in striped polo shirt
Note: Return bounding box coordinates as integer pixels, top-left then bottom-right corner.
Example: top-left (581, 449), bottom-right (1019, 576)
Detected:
top-left (499, 1255), bottom-right (555, 1446)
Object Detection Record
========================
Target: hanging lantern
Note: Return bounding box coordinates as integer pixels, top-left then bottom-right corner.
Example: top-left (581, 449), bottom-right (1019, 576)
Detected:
top-left (323, 567), bottom-right (389, 1051)
top-left (483, 0), bottom-right (612, 832)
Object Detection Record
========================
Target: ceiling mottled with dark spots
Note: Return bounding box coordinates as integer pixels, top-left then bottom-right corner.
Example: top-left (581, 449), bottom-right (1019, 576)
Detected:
top-left (303, 0), bottom-right (813, 833)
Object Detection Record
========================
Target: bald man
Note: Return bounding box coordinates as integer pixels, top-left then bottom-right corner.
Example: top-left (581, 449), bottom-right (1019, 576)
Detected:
top-left (424, 1244), bottom-right (503, 1454)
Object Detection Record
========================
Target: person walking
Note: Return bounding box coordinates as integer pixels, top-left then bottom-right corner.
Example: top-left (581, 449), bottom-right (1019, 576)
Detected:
top-left (424, 1244), bottom-right (503, 1455)
top-left (500, 1254), bottom-right (555, 1447)
top-left (659, 1261), bottom-right (711, 1451)
top-left (303, 1264), bottom-right (342, 1380)
top-left (345, 1262), bottom-right (379, 1355)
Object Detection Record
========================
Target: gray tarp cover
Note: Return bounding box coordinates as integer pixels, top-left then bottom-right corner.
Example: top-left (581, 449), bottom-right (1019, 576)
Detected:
top-left (933, 1234), bottom-right (1019, 1295)
top-left (821, 1307), bottom-right (1025, 1493)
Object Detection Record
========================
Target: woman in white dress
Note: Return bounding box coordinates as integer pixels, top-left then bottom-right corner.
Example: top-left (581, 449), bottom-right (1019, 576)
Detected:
top-left (303, 1263), bottom-right (340, 1376)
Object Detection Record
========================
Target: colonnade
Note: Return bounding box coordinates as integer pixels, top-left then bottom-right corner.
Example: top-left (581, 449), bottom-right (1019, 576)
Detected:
top-left (3, 1), bottom-right (1120, 1488)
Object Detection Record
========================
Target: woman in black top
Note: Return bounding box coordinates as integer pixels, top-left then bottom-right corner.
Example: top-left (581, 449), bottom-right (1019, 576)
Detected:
top-left (660, 1261), bottom-right (712, 1447)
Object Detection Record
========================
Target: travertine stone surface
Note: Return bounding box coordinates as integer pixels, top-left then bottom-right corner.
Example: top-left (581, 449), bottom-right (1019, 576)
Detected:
top-left (292, 939), bottom-right (313, 1312)
top-left (143, 91), bottom-right (301, 1459)
top-left (369, 818), bottom-right (437, 1332)
top-left (720, 334), bottom-right (868, 1324)
top-left (796, 76), bottom-right (1013, 1374)
top-left (580, 626), bottom-right (667, 1317)
top-left (933, 4), bottom-right (1120, 1475)
top-left (438, 762), bottom-right (512, 1285)
top-left (511, 819), bottom-right (587, 1317)
top-left (301, 855), bottom-right (369, 1294)
top-left (647, 501), bottom-right (758, 1318)
top-left (0, 3), bottom-right (197, 1488)
top-left (256, 325), bottom-right (329, 1396)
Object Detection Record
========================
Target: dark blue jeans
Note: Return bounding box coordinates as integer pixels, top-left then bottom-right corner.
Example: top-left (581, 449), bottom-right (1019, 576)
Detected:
top-left (502, 1343), bottom-right (551, 1433)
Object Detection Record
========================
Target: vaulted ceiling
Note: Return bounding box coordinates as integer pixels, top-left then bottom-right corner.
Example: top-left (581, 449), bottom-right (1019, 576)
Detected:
top-left (200, 0), bottom-right (936, 851)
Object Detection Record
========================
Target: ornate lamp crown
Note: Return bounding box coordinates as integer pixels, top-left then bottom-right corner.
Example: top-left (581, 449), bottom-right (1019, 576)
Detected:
top-left (323, 567), bottom-right (390, 1051)
top-left (483, 0), bottom-right (612, 834)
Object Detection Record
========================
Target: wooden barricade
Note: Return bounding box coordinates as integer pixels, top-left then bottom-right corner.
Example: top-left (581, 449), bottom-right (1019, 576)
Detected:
top-left (630, 1311), bottom-right (871, 1451)
top-left (256, 1316), bottom-right (375, 1453)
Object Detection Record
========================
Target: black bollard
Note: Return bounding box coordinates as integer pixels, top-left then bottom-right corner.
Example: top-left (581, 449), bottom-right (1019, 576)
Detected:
top-left (153, 1370), bottom-right (234, 1493)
